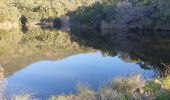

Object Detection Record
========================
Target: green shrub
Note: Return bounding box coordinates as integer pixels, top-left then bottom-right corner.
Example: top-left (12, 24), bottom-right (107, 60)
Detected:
top-left (144, 81), bottom-right (160, 93)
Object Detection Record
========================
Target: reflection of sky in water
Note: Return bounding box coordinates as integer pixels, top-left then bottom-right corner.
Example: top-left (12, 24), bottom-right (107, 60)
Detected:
top-left (5, 52), bottom-right (155, 99)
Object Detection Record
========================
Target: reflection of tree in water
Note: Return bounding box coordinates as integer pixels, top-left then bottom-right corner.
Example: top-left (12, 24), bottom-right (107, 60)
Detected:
top-left (0, 65), bottom-right (6, 99)
top-left (0, 29), bottom-right (96, 77)
top-left (108, 31), bottom-right (170, 76)
top-left (1, 14), bottom-right (170, 77)
top-left (68, 28), bottom-right (170, 76)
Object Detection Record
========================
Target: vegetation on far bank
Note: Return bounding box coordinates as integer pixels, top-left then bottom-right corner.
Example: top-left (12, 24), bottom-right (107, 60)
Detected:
top-left (0, 0), bottom-right (170, 30)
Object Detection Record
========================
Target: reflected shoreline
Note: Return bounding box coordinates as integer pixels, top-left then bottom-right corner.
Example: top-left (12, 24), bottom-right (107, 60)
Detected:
top-left (0, 23), bottom-right (170, 99)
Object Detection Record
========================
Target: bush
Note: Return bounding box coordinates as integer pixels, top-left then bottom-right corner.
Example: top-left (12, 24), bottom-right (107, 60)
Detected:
top-left (144, 81), bottom-right (161, 93)
top-left (103, 74), bottom-right (145, 92)
top-left (0, 1), bottom-right (21, 22)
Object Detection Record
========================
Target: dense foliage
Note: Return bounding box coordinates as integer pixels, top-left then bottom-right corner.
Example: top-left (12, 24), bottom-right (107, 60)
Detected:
top-left (0, 1), bottom-right (20, 22)
top-left (0, 0), bottom-right (169, 30)
top-left (0, 0), bottom-right (97, 23)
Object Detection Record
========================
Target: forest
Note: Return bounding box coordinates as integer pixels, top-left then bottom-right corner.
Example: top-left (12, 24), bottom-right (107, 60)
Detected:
top-left (0, 0), bottom-right (170, 30)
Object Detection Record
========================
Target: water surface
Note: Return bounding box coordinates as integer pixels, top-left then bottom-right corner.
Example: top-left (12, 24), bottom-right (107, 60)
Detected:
top-left (5, 52), bottom-right (154, 99)
top-left (0, 29), bottom-right (170, 99)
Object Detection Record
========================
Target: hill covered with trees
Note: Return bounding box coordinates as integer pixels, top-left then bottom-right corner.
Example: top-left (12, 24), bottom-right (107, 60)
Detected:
top-left (0, 0), bottom-right (170, 30)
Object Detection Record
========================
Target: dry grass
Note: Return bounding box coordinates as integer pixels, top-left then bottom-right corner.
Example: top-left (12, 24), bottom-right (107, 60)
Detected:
top-left (10, 94), bottom-right (34, 100)
top-left (50, 75), bottom-right (170, 100)
top-left (102, 74), bottom-right (145, 92)
top-left (49, 74), bottom-right (146, 100)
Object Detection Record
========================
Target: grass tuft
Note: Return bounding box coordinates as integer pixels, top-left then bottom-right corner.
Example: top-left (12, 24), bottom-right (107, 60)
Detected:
top-left (102, 74), bottom-right (145, 92)
top-left (10, 94), bottom-right (35, 100)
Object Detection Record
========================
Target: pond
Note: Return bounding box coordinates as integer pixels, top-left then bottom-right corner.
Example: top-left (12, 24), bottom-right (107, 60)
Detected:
top-left (0, 29), bottom-right (170, 99)
top-left (5, 52), bottom-right (154, 99)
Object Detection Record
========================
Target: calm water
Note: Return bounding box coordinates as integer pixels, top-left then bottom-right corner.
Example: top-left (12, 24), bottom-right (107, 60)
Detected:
top-left (5, 52), bottom-right (154, 99)
top-left (0, 29), bottom-right (170, 99)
